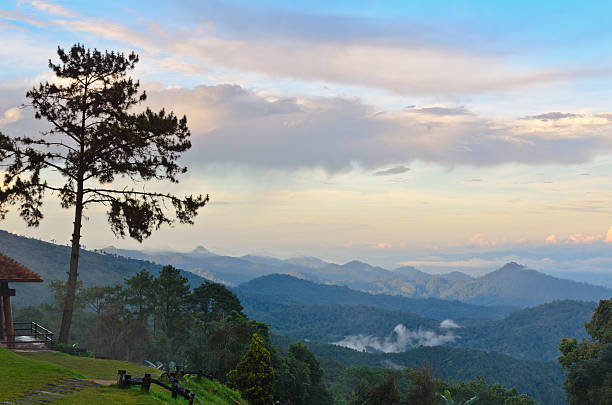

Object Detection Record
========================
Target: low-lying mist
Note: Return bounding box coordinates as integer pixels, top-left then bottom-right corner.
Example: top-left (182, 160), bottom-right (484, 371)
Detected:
top-left (333, 319), bottom-right (460, 353)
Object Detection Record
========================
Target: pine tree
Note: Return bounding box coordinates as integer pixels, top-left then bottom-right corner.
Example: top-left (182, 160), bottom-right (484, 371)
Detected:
top-left (0, 44), bottom-right (208, 342)
top-left (227, 333), bottom-right (274, 405)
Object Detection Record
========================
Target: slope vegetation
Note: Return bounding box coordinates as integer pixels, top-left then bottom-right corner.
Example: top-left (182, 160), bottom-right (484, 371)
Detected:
top-left (0, 230), bottom-right (206, 305)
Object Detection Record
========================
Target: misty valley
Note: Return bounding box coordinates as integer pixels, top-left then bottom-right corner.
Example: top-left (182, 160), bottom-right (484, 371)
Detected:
top-left (2, 18), bottom-right (612, 405)
top-left (1, 230), bottom-right (609, 404)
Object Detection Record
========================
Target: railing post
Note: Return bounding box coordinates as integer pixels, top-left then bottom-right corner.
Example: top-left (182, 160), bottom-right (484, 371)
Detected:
top-left (142, 373), bottom-right (151, 392)
top-left (117, 370), bottom-right (126, 388)
top-left (171, 380), bottom-right (178, 399)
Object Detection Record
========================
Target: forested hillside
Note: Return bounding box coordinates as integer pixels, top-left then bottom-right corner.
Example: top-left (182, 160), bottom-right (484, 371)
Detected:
top-left (236, 273), bottom-right (516, 320)
top-left (440, 262), bottom-right (612, 307)
top-left (0, 230), bottom-right (206, 305)
top-left (247, 294), bottom-right (596, 361)
top-left (273, 335), bottom-right (567, 405)
top-left (451, 300), bottom-right (596, 360)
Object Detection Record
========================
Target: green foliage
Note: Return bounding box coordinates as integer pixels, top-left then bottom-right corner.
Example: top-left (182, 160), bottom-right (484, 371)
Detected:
top-left (0, 43), bottom-right (207, 342)
top-left (124, 269), bottom-right (155, 319)
top-left (185, 311), bottom-right (272, 382)
top-left (237, 274), bottom-right (515, 320)
top-left (440, 389), bottom-right (478, 405)
top-left (273, 336), bottom-right (565, 405)
top-left (191, 281), bottom-right (244, 322)
top-left (365, 374), bottom-right (400, 405)
top-left (274, 342), bottom-right (333, 405)
top-left (559, 299), bottom-right (612, 404)
top-left (439, 377), bottom-right (534, 405)
top-left (227, 333), bottom-right (274, 405)
top-left (248, 298), bottom-right (595, 362)
top-left (586, 300), bottom-right (612, 345)
top-left (405, 366), bottom-right (438, 405)
top-left (155, 265), bottom-right (191, 338)
top-left (453, 300), bottom-right (596, 361)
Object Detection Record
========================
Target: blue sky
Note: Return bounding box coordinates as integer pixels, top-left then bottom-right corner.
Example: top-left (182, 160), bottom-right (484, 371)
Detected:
top-left (1, 0), bottom-right (612, 275)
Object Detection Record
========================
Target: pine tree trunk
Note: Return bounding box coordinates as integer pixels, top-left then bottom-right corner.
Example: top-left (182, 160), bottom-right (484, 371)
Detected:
top-left (58, 182), bottom-right (84, 343)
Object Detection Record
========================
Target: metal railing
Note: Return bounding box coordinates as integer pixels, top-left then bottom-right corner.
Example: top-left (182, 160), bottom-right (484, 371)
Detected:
top-left (6, 321), bottom-right (54, 345)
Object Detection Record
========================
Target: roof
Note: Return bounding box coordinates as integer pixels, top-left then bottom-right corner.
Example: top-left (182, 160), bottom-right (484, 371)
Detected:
top-left (0, 254), bottom-right (43, 282)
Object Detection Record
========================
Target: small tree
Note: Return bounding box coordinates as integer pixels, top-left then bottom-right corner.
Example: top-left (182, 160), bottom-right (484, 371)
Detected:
top-left (559, 299), bottom-right (612, 405)
top-left (227, 333), bottom-right (274, 405)
top-left (190, 280), bottom-right (243, 322)
top-left (124, 269), bottom-right (155, 321)
top-left (155, 265), bottom-right (191, 338)
top-left (0, 44), bottom-right (208, 342)
top-left (366, 374), bottom-right (401, 405)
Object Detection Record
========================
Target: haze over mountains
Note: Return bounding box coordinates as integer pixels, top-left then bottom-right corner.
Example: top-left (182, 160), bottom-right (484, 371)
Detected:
top-left (100, 242), bottom-right (611, 308)
top-left (1, 228), bottom-right (609, 309)
top-left (1, 229), bottom-right (603, 404)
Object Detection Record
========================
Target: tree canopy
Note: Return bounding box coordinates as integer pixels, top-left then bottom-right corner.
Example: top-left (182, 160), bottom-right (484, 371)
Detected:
top-left (0, 44), bottom-right (208, 342)
top-left (559, 298), bottom-right (612, 404)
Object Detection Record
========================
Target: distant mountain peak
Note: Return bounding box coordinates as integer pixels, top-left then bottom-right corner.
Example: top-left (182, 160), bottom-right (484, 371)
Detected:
top-left (499, 262), bottom-right (525, 271)
top-left (192, 245), bottom-right (214, 255)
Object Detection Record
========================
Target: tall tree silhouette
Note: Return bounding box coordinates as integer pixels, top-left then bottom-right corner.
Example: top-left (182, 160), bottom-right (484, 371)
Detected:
top-left (0, 44), bottom-right (208, 342)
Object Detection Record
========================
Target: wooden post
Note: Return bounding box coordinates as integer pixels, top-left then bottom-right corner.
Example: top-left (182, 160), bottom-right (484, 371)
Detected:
top-left (2, 284), bottom-right (14, 349)
top-left (141, 373), bottom-right (151, 392)
top-left (117, 370), bottom-right (126, 388)
top-left (0, 297), bottom-right (4, 341)
top-left (171, 381), bottom-right (178, 399)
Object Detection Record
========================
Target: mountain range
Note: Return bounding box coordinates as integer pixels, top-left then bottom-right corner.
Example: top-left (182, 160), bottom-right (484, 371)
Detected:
top-left (101, 243), bottom-right (611, 307)
top-left (2, 229), bottom-right (610, 308)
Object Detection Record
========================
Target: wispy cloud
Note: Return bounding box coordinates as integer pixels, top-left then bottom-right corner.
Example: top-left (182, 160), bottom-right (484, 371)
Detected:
top-left (138, 85), bottom-right (612, 171)
top-left (373, 166), bottom-right (411, 176)
top-left (4, 1), bottom-right (611, 96)
top-left (334, 322), bottom-right (458, 353)
top-left (521, 112), bottom-right (583, 121)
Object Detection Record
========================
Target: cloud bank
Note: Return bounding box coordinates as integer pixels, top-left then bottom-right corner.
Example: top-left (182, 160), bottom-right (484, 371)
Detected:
top-left (4, 1), bottom-right (611, 96)
top-left (333, 322), bottom-right (458, 353)
top-left (138, 85), bottom-right (612, 171)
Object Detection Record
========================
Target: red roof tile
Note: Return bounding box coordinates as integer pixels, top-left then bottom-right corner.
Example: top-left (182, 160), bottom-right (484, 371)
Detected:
top-left (0, 254), bottom-right (43, 282)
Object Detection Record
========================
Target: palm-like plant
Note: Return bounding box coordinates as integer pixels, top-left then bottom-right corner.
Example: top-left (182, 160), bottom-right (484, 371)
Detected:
top-left (440, 389), bottom-right (478, 405)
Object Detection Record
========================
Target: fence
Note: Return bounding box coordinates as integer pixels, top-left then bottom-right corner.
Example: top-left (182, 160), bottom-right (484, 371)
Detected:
top-left (2, 321), bottom-right (53, 348)
top-left (117, 369), bottom-right (197, 404)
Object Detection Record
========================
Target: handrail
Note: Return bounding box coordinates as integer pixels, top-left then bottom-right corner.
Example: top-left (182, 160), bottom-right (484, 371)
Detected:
top-left (3, 321), bottom-right (54, 345)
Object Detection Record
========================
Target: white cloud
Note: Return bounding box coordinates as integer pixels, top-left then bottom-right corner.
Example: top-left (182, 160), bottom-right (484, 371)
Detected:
top-left (440, 319), bottom-right (461, 329)
top-left (333, 324), bottom-right (458, 353)
top-left (0, 107), bottom-right (21, 126)
top-left (5, 3), bottom-right (610, 96)
top-left (135, 84), bottom-right (612, 171)
top-left (25, 0), bottom-right (79, 18)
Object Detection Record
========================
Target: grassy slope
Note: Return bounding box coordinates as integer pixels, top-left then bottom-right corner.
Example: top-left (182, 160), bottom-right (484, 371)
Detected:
top-left (1, 348), bottom-right (246, 404)
top-left (0, 348), bottom-right (81, 400)
top-left (22, 351), bottom-right (160, 380)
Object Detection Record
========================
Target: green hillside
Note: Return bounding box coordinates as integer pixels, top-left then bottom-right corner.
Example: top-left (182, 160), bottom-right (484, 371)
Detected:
top-left (451, 300), bottom-right (596, 360)
top-left (236, 273), bottom-right (516, 320)
top-left (273, 336), bottom-right (567, 405)
top-left (245, 302), bottom-right (441, 342)
top-left (0, 230), bottom-right (207, 306)
top-left (246, 296), bottom-right (596, 361)
top-left (0, 348), bottom-right (246, 404)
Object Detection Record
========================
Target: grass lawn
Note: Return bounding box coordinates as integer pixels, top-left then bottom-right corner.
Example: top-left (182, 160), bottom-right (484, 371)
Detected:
top-left (0, 348), bottom-right (81, 400)
top-left (2, 348), bottom-right (246, 404)
top-left (58, 386), bottom-right (168, 404)
top-left (183, 375), bottom-right (247, 405)
top-left (21, 351), bottom-right (161, 380)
